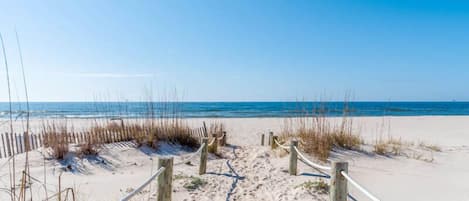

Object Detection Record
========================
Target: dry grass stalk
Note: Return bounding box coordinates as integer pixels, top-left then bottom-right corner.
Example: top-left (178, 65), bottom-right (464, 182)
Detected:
top-left (78, 131), bottom-right (102, 157)
top-left (373, 136), bottom-right (404, 155)
top-left (281, 103), bottom-right (362, 161)
top-left (418, 142), bottom-right (441, 152)
top-left (42, 123), bottom-right (71, 160)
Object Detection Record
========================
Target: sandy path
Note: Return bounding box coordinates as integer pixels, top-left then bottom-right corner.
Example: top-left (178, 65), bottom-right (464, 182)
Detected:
top-left (179, 145), bottom-right (328, 201)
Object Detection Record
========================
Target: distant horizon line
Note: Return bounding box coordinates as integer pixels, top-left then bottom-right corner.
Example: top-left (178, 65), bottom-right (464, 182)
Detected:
top-left (0, 100), bottom-right (467, 103)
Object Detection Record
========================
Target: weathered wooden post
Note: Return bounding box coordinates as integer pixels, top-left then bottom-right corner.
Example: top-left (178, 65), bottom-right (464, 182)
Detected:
top-left (330, 161), bottom-right (348, 201)
top-left (210, 134), bottom-right (218, 153)
top-left (260, 133), bottom-right (265, 146)
top-left (157, 157), bottom-right (173, 201)
top-left (271, 136), bottom-right (278, 149)
top-left (289, 139), bottom-right (298, 175)
top-left (199, 138), bottom-right (208, 175)
top-left (268, 132), bottom-right (273, 145)
top-left (220, 131), bottom-right (227, 146)
top-left (203, 121), bottom-right (208, 137)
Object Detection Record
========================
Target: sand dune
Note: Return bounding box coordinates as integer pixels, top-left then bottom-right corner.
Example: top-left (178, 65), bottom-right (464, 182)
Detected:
top-left (0, 116), bottom-right (468, 200)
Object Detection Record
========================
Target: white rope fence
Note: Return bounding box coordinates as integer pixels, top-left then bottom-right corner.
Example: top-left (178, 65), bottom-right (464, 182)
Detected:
top-left (273, 139), bottom-right (290, 150)
top-left (341, 171), bottom-right (381, 201)
top-left (174, 143), bottom-right (205, 166)
top-left (207, 138), bottom-right (216, 146)
top-left (293, 146), bottom-right (332, 171)
top-left (119, 125), bottom-right (227, 201)
top-left (267, 134), bottom-right (382, 201)
top-left (293, 146), bottom-right (380, 201)
top-left (120, 167), bottom-right (166, 201)
top-left (217, 132), bottom-right (225, 140)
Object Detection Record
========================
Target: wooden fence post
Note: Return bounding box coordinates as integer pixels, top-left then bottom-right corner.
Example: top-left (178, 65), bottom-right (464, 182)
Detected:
top-left (157, 157), bottom-right (173, 201)
top-left (199, 138), bottom-right (208, 175)
top-left (268, 132), bottom-right (273, 146)
top-left (220, 131), bottom-right (227, 146)
top-left (289, 139), bottom-right (298, 175)
top-left (330, 161), bottom-right (348, 201)
top-left (271, 136), bottom-right (278, 150)
top-left (203, 121), bottom-right (208, 137)
top-left (261, 133), bottom-right (265, 146)
top-left (210, 134), bottom-right (218, 153)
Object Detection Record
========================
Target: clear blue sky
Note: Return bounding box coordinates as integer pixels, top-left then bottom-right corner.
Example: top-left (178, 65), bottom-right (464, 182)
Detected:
top-left (0, 0), bottom-right (468, 102)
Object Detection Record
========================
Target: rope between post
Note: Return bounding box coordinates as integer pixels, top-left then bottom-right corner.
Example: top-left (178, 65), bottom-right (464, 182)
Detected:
top-left (120, 167), bottom-right (166, 201)
top-left (174, 143), bottom-right (206, 165)
top-left (293, 146), bottom-right (332, 171)
top-left (217, 133), bottom-right (225, 140)
top-left (341, 171), bottom-right (381, 201)
top-left (273, 139), bottom-right (290, 150)
top-left (208, 138), bottom-right (216, 146)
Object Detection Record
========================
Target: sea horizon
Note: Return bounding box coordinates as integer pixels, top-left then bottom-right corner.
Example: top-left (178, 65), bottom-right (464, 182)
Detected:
top-left (1, 101), bottom-right (469, 119)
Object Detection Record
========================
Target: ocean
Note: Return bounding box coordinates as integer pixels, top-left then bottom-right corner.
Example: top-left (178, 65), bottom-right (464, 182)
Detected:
top-left (0, 102), bottom-right (468, 119)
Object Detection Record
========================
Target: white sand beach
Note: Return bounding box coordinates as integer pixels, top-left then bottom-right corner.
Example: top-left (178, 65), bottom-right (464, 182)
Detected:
top-left (0, 116), bottom-right (468, 201)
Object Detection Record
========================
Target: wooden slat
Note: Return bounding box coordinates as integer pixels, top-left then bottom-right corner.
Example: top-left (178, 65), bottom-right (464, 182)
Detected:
top-left (0, 133), bottom-right (3, 158)
top-left (126, 127), bottom-right (130, 141)
top-left (108, 130), bottom-right (112, 143)
top-left (26, 134), bottom-right (30, 151)
top-left (71, 132), bottom-right (75, 144)
top-left (26, 132), bottom-right (32, 151)
top-left (13, 133), bottom-right (18, 154)
top-left (18, 133), bottom-right (24, 153)
top-left (84, 131), bottom-right (88, 144)
top-left (38, 133), bottom-right (43, 148)
top-left (80, 132), bottom-right (85, 144)
top-left (113, 130), bottom-right (117, 142)
top-left (34, 135), bottom-right (39, 149)
top-left (9, 133), bottom-right (16, 155)
top-left (5, 133), bottom-right (11, 157)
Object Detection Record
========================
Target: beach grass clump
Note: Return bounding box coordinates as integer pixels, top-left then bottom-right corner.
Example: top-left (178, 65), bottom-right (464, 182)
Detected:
top-left (42, 122), bottom-right (71, 160)
top-left (208, 121), bottom-right (225, 136)
top-left (155, 119), bottom-right (199, 148)
top-left (78, 131), bottom-right (102, 157)
top-left (418, 142), bottom-right (441, 152)
top-left (183, 177), bottom-right (207, 191)
top-left (296, 179), bottom-right (329, 194)
top-left (91, 118), bottom-right (200, 149)
top-left (373, 136), bottom-right (405, 155)
top-left (282, 107), bottom-right (362, 161)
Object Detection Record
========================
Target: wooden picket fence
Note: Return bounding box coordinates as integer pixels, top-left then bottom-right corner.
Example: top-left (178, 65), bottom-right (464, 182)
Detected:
top-left (0, 126), bottom-right (208, 159)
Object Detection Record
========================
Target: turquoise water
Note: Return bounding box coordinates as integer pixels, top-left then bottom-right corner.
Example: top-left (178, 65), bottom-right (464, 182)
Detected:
top-left (0, 102), bottom-right (468, 119)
